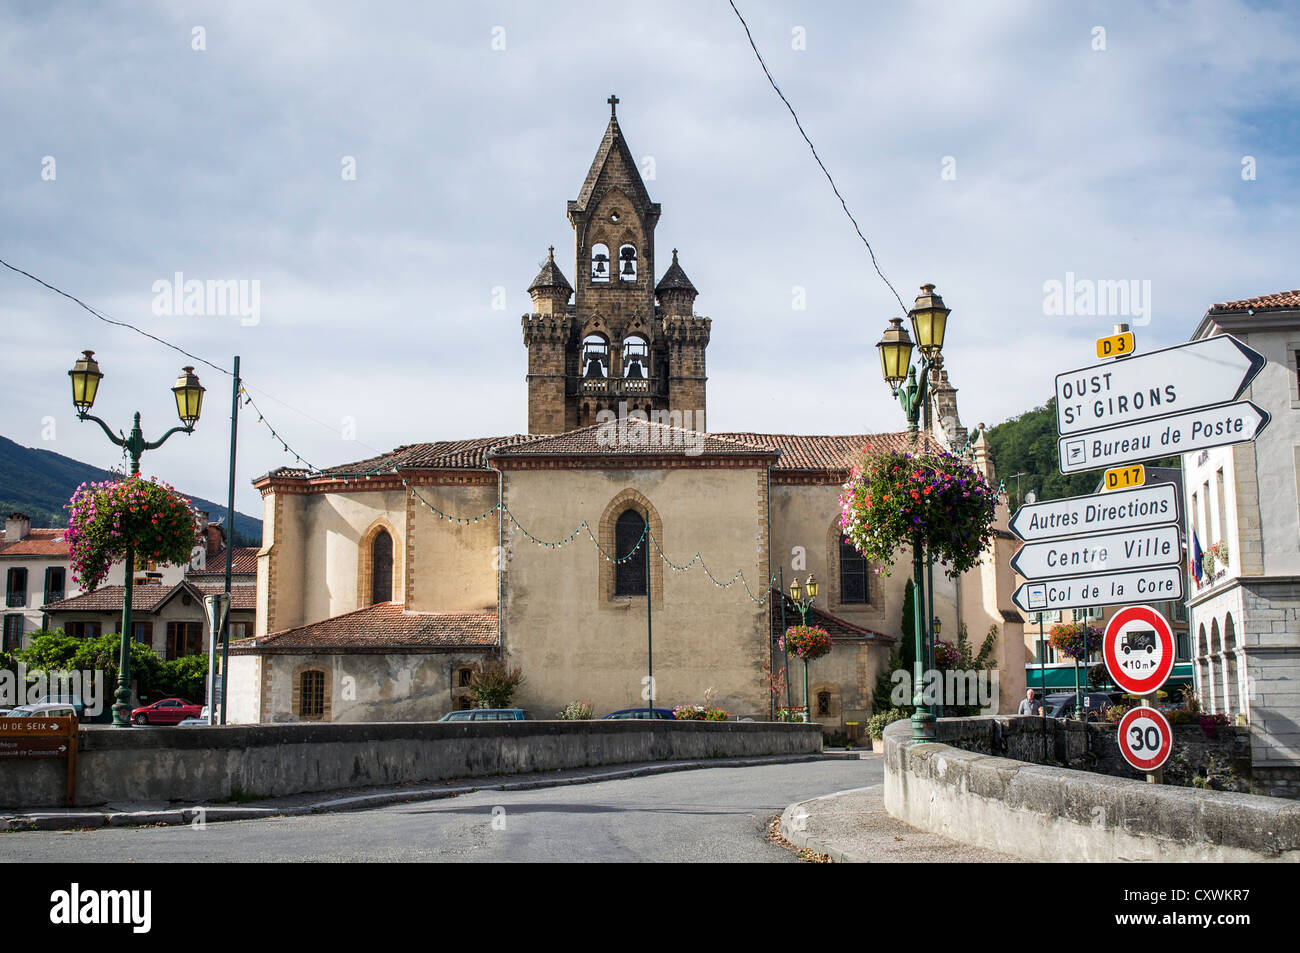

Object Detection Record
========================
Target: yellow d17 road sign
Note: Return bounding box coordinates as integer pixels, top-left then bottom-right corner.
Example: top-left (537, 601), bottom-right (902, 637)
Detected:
top-left (1103, 465), bottom-right (1145, 492)
top-left (1096, 331), bottom-right (1134, 359)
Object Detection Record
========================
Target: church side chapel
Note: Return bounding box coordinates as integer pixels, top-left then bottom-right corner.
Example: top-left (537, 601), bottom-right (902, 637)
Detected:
top-left (229, 99), bottom-right (1025, 726)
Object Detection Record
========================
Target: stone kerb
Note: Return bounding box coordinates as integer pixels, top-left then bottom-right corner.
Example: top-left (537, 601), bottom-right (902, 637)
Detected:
top-left (883, 717), bottom-right (1300, 862)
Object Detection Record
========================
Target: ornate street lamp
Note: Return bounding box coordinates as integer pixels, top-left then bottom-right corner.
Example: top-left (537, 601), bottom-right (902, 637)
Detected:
top-left (788, 573), bottom-right (818, 722)
top-left (876, 284), bottom-right (954, 741)
top-left (69, 351), bottom-right (203, 726)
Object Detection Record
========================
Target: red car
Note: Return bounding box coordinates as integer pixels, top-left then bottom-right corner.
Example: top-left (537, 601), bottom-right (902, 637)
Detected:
top-left (131, 698), bottom-right (203, 726)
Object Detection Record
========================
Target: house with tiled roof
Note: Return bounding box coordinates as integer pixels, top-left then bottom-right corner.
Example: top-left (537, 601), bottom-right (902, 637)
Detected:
top-left (1181, 288), bottom-right (1300, 798)
top-left (236, 100), bottom-right (1024, 726)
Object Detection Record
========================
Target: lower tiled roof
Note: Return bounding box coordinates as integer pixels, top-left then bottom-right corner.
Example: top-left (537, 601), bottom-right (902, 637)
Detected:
top-left (44, 582), bottom-right (255, 613)
top-left (0, 528), bottom-right (70, 557)
top-left (230, 602), bottom-right (498, 654)
top-left (770, 593), bottom-right (895, 643)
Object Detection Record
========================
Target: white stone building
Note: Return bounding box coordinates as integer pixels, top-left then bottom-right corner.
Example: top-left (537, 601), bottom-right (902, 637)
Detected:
top-left (1183, 289), bottom-right (1300, 798)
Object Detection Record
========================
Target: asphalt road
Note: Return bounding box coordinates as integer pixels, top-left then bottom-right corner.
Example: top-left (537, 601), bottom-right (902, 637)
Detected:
top-left (0, 759), bottom-right (881, 862)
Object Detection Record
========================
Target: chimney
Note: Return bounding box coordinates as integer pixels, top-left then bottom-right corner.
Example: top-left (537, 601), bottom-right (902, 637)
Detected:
top-left (5, 513), bottom-right (30, 543)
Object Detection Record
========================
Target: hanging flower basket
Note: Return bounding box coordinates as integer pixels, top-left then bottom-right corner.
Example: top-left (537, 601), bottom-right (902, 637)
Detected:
top-left (838, 449), bottom-right (998, 578)
top-left (933, 639), bottom-right (960, 669)
top-left (1049, 621), bottom-right (1102, 662)
top-left (781, 624), bottom-right (832, 661)
top-left (66, 475), bottom-right (201, 591)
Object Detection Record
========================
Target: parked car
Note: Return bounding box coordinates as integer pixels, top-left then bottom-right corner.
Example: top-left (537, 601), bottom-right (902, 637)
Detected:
top-left (32, 694), bottom-right (85, 718)
top-left (130, 698), bottom-right (203, 726)
top-left (177, 706), bottom-right (212, 727)
top-left (4, 703), bottom-right (78, 719)
top-left (601, 707), bottom-right (677, 720)
top-left (437, 708), bottom-right (533, 722)
top-left (1044, 692), bottom-right (1113, 719)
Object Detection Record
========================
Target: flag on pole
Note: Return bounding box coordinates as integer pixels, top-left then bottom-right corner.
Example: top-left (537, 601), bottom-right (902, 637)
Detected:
top-left (1191, 529), bottom-right (1204, 585)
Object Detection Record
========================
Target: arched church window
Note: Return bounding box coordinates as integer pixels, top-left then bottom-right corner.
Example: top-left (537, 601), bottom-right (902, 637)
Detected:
top-left (615, 510), bottom-right (647, 596)
top-left (581, 334), bottom-right (609, 379)
top-left (622, 335), bottom-right (649, 379)
top-left (618, 244), bottom-right (637, 281)
top-left (371, 530), bottom-right (393, 605)
top-left (839, 539), bottom-right (868, 604)
top-left (591, 243), bottom-right (610, 282)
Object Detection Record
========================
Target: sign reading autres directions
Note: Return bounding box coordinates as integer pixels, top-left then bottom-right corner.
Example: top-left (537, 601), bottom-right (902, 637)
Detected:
top-left (1009, 483), bottom-right (1178, 542)
top-left (1056, 334), bottom-right (1267, 436)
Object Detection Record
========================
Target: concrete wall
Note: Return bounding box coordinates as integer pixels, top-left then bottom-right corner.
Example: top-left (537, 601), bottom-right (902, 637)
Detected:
top-left (883, 717), bottom-right (1300, 862)
top-left (1, 720), bottom-right (822, 808)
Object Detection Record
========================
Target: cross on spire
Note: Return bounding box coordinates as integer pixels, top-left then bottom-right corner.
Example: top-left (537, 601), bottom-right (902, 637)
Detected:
top-left (607, 93), bottom-right (619, 118)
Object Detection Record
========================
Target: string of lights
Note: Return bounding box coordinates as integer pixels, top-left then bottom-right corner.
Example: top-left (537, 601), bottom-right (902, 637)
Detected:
top-left (402, 483), bottom-right (778, 600)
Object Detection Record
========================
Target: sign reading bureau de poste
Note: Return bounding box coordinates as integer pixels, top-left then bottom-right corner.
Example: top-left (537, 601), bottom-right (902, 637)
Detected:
top-left (1055, 334), bottom-right (1266, 436)
top-left (1056, 400), bottom-right (1269, 474)
top-left (1009, 483), bottom-right (1178, 543)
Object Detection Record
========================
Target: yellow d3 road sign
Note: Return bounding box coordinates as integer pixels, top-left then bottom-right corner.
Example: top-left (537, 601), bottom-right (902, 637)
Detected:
top-left (1103, 464), bottom-right (1145, 492)
top-left (1096, 331), bottom-right (1134, 359)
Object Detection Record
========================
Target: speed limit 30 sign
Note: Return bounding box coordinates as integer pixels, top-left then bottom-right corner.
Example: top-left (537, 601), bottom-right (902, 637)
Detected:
top-left (1117, 706), bottom-right (1173, 772)
top-left (1103, 605), bottom-right (1175, 695)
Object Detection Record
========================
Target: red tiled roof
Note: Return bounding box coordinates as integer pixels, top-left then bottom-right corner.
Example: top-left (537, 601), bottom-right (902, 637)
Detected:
top-left (489, 421), bottom-right (776, 458)
top-left (261, 435), bottom-right (541, 480)
top-left (0, 528), bottom-right (70, 557)
top-left (44, 581), bottom-right (255, 613)
top-left (770, 594), bottom-right (896, 643)
top-left (716, 433), bottom-right (933, 472)
top-left (1209, 289), bottom-right (1300, 312)
top-left (231, 602), bottom-right (497, 654)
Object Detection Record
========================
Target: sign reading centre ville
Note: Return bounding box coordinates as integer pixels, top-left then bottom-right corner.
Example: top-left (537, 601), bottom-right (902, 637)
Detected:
top-left (1009, 483), bottom-right (1178, 543)
top-left (1010, 525), bottom-right (1181, 581)
top-left (1103, 605), bottom-right (1176, 695)
top-left (1056, 334), bottom-right (1266, 436)
top-left (1117, 706), bottom-right (1174, 772)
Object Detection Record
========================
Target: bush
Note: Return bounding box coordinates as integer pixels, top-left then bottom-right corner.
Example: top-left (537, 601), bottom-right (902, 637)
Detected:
top-left (557, 700), bottom-right (594, 720)
top-left (158, 655), bottom-right (210, 703)
top-left (20, 628), bottom-right (164, 697)
top-left (867, 707), bottom-right (909, 740)
top-left (469, 660), bottom-right (525, 709)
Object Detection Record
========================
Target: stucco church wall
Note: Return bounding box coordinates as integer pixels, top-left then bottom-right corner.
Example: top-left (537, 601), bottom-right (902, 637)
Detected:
top-left (501, 465), bottom-right (769, 719)
top-left (405, 483), bottom-right (499, 612)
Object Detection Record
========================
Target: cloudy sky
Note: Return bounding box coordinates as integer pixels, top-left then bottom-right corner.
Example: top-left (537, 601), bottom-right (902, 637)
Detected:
top-left (2, 0), bottom-right (1297, 517)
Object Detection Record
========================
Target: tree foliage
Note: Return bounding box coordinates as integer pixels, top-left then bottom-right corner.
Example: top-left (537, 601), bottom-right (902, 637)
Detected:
top-left (985, 397), bottom-right (1179, 510)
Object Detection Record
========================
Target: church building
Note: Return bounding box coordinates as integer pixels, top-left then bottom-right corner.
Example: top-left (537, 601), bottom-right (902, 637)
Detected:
top-left (229, 99), bottom-right (1025, 726)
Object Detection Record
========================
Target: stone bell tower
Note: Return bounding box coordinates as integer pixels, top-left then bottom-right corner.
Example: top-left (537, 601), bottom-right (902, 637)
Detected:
top-left (522, 96), bottom-right (710, 434)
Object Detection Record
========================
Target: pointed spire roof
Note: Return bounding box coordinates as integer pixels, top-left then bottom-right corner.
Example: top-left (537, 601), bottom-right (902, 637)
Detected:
top-left (571, 95), bottom-right (655, 214)
top-left (527, 246), bottom-right (573, 294)
top-left (655, 248), bottom-right (697, 295)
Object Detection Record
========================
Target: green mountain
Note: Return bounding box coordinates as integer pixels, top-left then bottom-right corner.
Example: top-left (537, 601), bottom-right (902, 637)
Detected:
top-left (985, 397), bottom-right (1179, 510)
top-left (0, 434), bottom-right (261, 546)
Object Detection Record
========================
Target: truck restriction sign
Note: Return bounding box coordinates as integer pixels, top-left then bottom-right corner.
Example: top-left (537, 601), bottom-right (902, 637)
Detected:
top-left (1117, 706), bottom-right (1173, 772)
top-left (1103, 605), bottom-right (1175, 695)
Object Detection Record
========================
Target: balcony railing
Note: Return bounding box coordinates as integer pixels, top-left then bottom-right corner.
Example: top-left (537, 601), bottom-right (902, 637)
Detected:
top-left (6, 592), bottom-right (26, 608)
top-left (44, 590), bottom-right (65, 604)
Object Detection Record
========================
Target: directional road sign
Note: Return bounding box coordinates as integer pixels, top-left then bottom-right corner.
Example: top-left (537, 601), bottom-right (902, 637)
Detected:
top-left (1117, 706), bottom-right (1173, 772)
top-left (1009, 483), bottom-right (1178, 542)
top-left (1057, 400), bottom-right (1269, 474)
top-left (1012, 565), bottom-right (1184, 614)
top-left (1056, 334), bottom-right (1266, 436)
top-left (1103, 605), bottom-right (1176, 695)
top-left (1010, 525), bottom-right (1181, 580)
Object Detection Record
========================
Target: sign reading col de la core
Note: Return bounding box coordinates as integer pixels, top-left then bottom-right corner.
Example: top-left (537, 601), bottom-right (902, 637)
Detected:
top-left (1103, 605), bottom-right (1176, 695)
top-left (1117, 706), bottom-right (1173, 772)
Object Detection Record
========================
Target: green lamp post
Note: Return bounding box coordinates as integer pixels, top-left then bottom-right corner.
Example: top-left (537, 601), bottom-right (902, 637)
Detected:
top-left (69, 351), bottom-right (204, 727)
top-left (788, 573), bottom-right (818, 722)
top-left (876, 285), bottom-right (952, 741)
